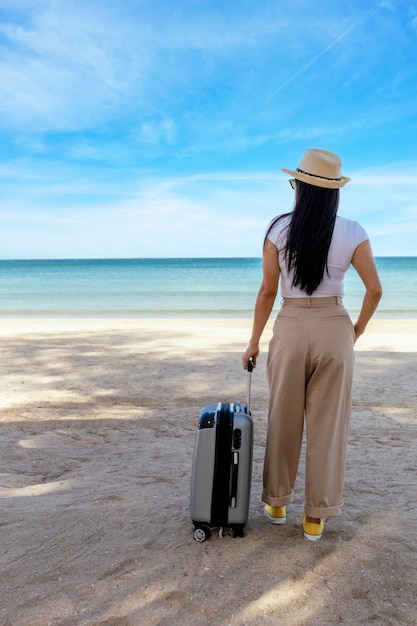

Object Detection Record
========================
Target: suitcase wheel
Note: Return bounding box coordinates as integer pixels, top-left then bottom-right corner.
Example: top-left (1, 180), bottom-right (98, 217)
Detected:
top-left (229, 525), bottom-right (245, 538)
top-left (193, 526), bottom-right (211, 543)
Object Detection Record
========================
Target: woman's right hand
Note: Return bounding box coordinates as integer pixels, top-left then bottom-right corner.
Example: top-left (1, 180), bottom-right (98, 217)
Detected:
top-left (242, 343), bottom-right (259, 369)
top-left (242, 239), bottom-right (279, 370)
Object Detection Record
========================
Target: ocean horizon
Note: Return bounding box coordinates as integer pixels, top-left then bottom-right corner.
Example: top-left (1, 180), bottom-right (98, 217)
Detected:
top-left (0, 257), bottom-right (415, 319)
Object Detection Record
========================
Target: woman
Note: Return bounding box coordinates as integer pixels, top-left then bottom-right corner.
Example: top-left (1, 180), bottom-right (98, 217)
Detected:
top-left (242, 148), bottom-right (382, 541)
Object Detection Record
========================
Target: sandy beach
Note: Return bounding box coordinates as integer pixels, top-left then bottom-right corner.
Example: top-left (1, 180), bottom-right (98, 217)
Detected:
top-left (1, 317), bottom-right (416, 626)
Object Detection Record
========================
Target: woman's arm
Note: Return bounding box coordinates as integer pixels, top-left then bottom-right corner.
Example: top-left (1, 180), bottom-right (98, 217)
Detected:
top-left (242, 239), bottom-right (280, 368)
top-left (351, 239), bottom-right (383, 341)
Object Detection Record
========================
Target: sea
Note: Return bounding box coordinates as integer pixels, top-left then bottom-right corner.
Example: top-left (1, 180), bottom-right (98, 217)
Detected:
top-left (0, 257), bottom-right (415, 319)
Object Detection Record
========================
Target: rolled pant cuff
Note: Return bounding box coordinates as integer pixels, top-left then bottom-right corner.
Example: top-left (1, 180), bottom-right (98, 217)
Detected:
top-left (262, 492), bottom-right (293, 507)
top-left (305, 504), bottom-right (343, 519)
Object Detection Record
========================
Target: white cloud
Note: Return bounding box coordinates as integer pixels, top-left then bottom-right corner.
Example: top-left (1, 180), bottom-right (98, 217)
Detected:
top-left (0, 3), bottom-right (151, 130)
top-left (1, 159), bottom-right (416, 259)
top-left (0, 166), bottom-right (284, 258)
top-left (0, 1), bottom-right (416, 259)
top-left (140, 118), bottom-right (177, 147)
top-left (409, 7), bottom-right (417, 33)
top-left (0, 1), bottom-right (360, 135)
top-left (340, 161), bottom-right (417, 255)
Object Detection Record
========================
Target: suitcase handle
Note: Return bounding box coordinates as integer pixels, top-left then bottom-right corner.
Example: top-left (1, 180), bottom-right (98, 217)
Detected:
top-left (230, 451), bottom-right (239, 508)
top-left (246, 359), bottom-right (253, 414)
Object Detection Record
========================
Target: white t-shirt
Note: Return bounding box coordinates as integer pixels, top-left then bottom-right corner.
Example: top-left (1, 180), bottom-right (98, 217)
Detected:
top-left (267, 215), bottom-right (369, 297)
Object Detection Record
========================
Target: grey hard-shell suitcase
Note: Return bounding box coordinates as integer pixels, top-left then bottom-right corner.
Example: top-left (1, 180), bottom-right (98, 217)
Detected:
top-left (190, 361), bottom-right (254, 542)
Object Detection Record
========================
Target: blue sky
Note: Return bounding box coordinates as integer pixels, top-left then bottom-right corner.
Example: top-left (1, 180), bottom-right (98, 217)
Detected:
top-left (0, 0), bottom-right (416, 258)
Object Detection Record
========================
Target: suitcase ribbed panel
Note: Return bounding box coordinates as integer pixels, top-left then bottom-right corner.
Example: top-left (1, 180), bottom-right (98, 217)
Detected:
top-left (210, 403), bottom-right (233, 526)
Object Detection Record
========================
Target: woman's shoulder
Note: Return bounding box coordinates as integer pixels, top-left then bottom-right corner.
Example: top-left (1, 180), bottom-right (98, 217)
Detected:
top-left (335, 215), bottom-right (365, 230)
top-left (336, 215), bottom-right (360, 225)
top-left (334, 216), bottom-right (369, 243)
top-left (267, 213), bottom-right (291, 233)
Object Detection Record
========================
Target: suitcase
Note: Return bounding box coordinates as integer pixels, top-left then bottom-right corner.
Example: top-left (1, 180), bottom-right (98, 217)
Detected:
top-left (190, 360), bottom-right (254, 542)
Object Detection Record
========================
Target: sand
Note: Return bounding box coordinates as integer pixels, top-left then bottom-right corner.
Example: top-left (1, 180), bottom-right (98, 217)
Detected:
top-left (0, 318), bottom-right (416, 626)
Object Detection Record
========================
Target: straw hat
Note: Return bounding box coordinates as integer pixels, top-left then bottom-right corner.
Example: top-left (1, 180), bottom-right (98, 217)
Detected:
top-left (282, 148), bottom-right (350, 189)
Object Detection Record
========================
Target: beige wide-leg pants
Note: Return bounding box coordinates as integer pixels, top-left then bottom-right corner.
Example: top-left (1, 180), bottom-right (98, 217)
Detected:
top-left (263, 296), bottom-right (355, 519)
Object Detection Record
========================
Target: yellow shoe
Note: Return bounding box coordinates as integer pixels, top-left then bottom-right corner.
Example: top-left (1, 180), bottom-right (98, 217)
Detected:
top-left (264, 504), bottom-right (286, 525)
top-left (302, 514), bottom-right (325, 541)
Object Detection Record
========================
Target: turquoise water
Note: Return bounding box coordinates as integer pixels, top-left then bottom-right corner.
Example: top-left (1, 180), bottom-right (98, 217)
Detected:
top-left (0, 257), bottom-right (415, 318)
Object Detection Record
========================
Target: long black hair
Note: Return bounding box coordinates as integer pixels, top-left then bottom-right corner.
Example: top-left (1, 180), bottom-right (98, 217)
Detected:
top-left (265, 180), bottom-right (340, 295)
